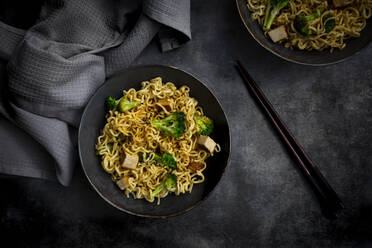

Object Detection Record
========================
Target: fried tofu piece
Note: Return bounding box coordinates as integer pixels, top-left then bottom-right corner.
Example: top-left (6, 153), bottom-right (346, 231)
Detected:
top-left (268, 25), bottom-right (288, 43)
top-left (121, 153), bottom-right (138, 169)
top-left (333, 0), bottom-right (347, 8)
top-left (197, 135), bottom-right (216, 154)
top-left (156, 99), bottom-right (172, 111)
top-left (116, 177), bottom-right (129, 190)
top-left (188, 162), bottom-right (204, 173)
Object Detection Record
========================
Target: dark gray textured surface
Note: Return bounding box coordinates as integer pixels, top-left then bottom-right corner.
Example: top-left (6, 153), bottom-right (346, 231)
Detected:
top-left (1, 0), bottom-right (372, 247)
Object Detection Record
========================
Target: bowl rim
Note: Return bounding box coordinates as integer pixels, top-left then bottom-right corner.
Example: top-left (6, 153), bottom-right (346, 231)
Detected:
top-left (78, 64), bottom-right (232, 218)
top-left (235, 0), bottom-right (371, 66)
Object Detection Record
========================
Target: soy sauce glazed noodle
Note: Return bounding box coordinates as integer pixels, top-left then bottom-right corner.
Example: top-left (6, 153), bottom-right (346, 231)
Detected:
top-left (96, 77), bottom-right (220, 204)
top-left (247, 0), bottom-right (372, 51)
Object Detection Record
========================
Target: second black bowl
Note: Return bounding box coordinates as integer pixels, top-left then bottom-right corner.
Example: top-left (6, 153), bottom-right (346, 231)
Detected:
top-left (236, 0), bottom-right (372, 65)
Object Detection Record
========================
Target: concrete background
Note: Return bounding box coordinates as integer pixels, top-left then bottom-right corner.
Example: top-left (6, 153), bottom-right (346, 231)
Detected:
top-left (1, 0), bottom-right (372, 247)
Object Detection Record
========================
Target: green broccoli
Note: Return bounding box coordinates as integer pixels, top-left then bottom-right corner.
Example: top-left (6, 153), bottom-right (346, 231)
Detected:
top-left (151, 173), bottom-right (178, 197)
top-left (152, 112), bottom-right (186, 138)
top-left (154, 153), bottom-right (177, 169)
top-left (194, 115), bottom-right (214, 136)
top-left (263, 0), bottom-right (289, 31)
top-left (105, 96), bottom-right (139, 112)
top-left (105, 96), bottom-right (119, 110)
top-left (323, 14), bottom-right (335, 33)
top-left (294, 12), bottom-right (320, 37)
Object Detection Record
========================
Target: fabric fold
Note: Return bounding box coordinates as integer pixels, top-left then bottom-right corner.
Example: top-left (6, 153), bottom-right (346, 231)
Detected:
top-left (0, 0), bottom-right (191, 186)
top-left (0, 22), bottom-right (26, 60)
top-left (103, 14), bottom-right (161, 76)
top-left (143, 0), bottom-right (191, 51)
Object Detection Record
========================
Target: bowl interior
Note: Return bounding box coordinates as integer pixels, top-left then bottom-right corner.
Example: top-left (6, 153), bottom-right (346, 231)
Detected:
top-left (236, 0), bottom-right (372, 65)
top-left (78, 65), bottom-right (231, 217)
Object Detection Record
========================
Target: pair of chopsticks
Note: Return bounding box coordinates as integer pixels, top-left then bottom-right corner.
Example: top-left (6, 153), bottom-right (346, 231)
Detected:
top-left (235, 60), bottom-right (344, 219)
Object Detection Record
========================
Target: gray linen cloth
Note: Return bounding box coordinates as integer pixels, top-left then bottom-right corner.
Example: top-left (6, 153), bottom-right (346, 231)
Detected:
top-left (0, 0), bottom-right (191, 186)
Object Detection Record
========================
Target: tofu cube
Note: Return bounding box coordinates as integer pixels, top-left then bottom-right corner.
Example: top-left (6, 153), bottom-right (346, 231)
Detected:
top-left (197, 135), bottom-right (216, 154)
top-left (333, 0), bottom-right (347, 8)
top-left (116, 177), bottom-right (129, 190)
top-left (121, 153), bottom-right (138, 169)
top-left (268, 25), bottom-right (288, 43)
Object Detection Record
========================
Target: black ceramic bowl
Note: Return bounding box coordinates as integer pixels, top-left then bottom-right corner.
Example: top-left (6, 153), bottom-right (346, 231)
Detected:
top-left (236, 0), bottom-right (372, 65)
top-left (78, 65), bottom-right (231, 218)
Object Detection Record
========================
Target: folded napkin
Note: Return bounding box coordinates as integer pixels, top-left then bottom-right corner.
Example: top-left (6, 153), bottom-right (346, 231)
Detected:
top-left (0, 0), bottom-right (191, 186)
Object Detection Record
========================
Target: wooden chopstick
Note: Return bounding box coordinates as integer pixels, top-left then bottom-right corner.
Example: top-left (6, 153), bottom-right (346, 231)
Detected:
top-left (235, 60), bottom-right (344, 219)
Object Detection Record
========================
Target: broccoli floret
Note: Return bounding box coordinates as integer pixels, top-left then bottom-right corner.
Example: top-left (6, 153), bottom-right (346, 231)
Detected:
top-left (294, 12), bottom-right (319, 37)
top-left (119, 98), bottom-right (139, 112)
top-left (154, 153), bottom-right (177, 169)
top-left (194, 115), bottom-right (214, 136)
top-left (105, 96), bottom-right (119, 110)
top-left (151, 174), bottom-right (178, 197)
top-left (163, 174), bottom-right (177, 190)
top-left (263, 0), bottom-right (289, 31)
top-left (323, 14), bottom-right (335, 33)
top-left (152, 112), bottom-right (186, 138)
top-left (105, 96), bottom-right (139, 112)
